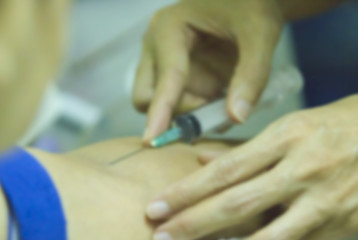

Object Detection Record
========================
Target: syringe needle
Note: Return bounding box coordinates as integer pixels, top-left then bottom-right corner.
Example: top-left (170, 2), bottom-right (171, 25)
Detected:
top-left (108, 147), bottom-right (146, 166)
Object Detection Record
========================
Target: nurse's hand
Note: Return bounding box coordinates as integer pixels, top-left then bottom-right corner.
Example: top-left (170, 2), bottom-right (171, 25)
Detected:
top-left (133, 0), bottom-right (284, 144)
top-left (146, 95), bottom-right (358, 240)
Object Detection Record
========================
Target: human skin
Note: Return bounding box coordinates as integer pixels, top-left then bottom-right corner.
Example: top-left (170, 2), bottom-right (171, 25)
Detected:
top-left (147, 94), bottom-right (358, 240)
top-left (277, 0), bottom-right (346, 20)
top-left (0, 138), bottom-right (268, 240)
top-left (0, 0), bottom-right (69, 150)
top-left (133, 0), bottom-right (345, 144)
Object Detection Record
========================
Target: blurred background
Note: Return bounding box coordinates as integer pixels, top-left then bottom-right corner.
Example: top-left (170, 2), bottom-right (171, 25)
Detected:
top-left (292, 0), bottom-right (358, 107)
top-left (20, 0), bottom-right (357, 153)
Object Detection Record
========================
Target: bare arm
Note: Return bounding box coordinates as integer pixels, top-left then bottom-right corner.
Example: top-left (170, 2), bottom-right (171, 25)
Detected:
top-left (0, 139), bottom-right (253, 240)
top-left (277, 0), bottom-right (346, 21)
top-left (0, 139), bottom-right (211, 240)
top-left (58, 138), bottom-right (264, 239)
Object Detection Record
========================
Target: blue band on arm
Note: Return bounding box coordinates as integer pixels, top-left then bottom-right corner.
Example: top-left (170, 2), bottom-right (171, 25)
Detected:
top-left (0, 147), bottom-right (67, 240)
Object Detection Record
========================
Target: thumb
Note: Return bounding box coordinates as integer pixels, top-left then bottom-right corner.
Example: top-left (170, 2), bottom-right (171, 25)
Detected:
top-left (227, 35), bottom-right (278, 123)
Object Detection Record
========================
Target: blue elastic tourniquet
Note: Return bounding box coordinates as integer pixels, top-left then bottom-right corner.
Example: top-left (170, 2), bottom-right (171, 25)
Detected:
top-left (0, 147), bottom-right (67, 240)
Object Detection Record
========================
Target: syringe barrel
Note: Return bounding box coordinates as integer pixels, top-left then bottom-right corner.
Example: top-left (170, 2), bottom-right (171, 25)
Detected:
top-left (174, 65), bottom-right (304, 139)
top-left (189, 99), bottom-right (229, 134)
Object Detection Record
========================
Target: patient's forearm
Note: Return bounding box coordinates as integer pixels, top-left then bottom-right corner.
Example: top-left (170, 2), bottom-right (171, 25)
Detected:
top-left (0, 141), bottom-right (203, 240)
top-left (27, 138), bottom-right (260, 239)
top-left (0, 187), bottom-right (8, 240)
top-left (109, 140), bottom-right (264, 238)
top-left (116, 145), bottom-right (203, 192)
top-left (0, 140), bottom-right (209, 240)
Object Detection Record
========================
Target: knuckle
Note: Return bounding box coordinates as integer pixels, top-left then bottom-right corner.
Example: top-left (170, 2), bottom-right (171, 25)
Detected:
top-left (291, 158), bottom-right (333, 183)
top-left (285, 112), bottom-right (312, 131)
top-left (219, 178), bottom-right (272, 217)
top-left (291, 147), bottom-right (352, 183)
top-left (163, 182), bottom-right (197, 210)
top-left (271, 112), bottom-right (313, 148)
top-left (210, 159), bottom-right (239, 189)
top-left (221, 192), bottom-right (251, 215)
top-left (291, 164), bottom-right (318, 183)
top-left (311, 203), bottom-right (334, 223)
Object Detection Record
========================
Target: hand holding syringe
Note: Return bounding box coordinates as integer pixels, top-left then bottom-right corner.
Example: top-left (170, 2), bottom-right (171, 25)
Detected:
top-left (150, 65), bottom-right (304, 148)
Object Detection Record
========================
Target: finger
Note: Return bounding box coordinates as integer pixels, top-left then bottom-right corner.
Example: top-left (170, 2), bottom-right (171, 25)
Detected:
top-left (247, 198), bottom-right (329, 240)
top-left (304, 225), bottom-right (348, 240)
top-left (133, 47), bottom-right (207, 114)
top-left (204, 213), bottom-right (267, 240)
top-left (194, 140), bottom-right (238, 165)
top-left (143, 21), bottom-right (194, 144)
top-left (227, 30), bottom-right (280, 123)
top-left (185, 56), bottom-right (227, 100)
top-left (133, 45), bottom-right (155, 113)
top-left (174, 92), bottom-right (207, 114)
top-left (153, 170), bottom-right (291, 240)
top-left (198, 149), bottom-right (228, 165)
top-left (146, 131), bottom-right (287, 220)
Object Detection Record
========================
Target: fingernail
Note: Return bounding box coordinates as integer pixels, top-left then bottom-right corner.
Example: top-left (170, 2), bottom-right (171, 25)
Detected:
top-left (153, 232), bottom-right (173, 240)
top-left (146, 201), bottom-right (170, 219)
top-left (233, 99), bottom-right (252, 123)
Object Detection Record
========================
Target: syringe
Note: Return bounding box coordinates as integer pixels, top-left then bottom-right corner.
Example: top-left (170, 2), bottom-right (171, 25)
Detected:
top-left (150, 65), bottom-right (304, 148)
